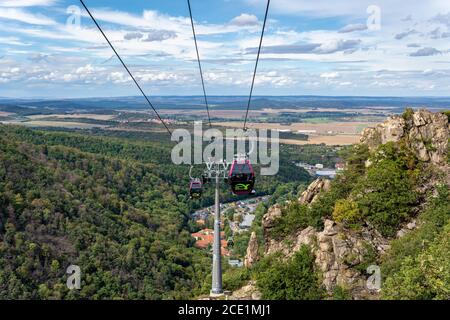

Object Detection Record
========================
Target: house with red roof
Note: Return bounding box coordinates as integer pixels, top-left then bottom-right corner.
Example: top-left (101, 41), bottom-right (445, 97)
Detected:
top-left (191, 229), bottom-right (229, 256)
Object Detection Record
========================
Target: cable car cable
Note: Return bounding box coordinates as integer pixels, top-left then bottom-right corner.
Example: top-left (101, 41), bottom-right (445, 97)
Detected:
top-left (79, 0), bottom-right (172, 135)
top-left (242, 0), bottom-right (270, 131)
top-left (187, 0), bottom-right (212, 128)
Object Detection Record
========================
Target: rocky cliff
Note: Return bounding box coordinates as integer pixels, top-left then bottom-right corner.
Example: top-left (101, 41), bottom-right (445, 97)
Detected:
top-left (244, 232), bottom-right (259, 268)
top-left (243, 109), bottom-right (449, 300)
top-left (260, 178), bottom-right (389, 299)
top-left (298, 178), bottom-right (331, 204)
top-left (361, 109), bottom-right (449, 164)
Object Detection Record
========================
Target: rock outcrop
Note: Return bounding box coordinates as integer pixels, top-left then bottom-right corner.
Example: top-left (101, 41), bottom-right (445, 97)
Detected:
top-left (241, 109), bottom-right (449, 300)
top-left (360, 115), bottom-right (405, 148)
top-left (361, 109), bottom-right (449, 165)
top-left (259, 177), bottom-right (386, 297)
top-left (261, 204), bottom-right (282, 245)
top-left (262, 178), bottom-right (331, 247)
top-left (396, 219), bottom-right (417, 238)
top-left (409, 110), bottom-right (449, 163)
top-left (258, 170), bottom-right (398, 299)
top-left (313, 220), bottom-right (387, 299)
top-left (298, 178), bottom-right (331, 204)
top-left (263, 217), bottom-right (388, 299)
top-left (265, 225), bottom-right (317, 256)
top-left (244, 232), bottom-right (259, 268)
top-left (262, 178), bottom-right (332, 255)
top-left (230, 281), bottom-right (261, 300)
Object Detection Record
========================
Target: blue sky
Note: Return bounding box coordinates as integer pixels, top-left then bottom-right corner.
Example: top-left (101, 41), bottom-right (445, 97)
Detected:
top-left (1, 0), bottom-right (450, 98)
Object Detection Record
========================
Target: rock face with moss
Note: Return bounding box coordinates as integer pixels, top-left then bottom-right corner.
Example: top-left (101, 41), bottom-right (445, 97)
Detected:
top-left (313, 220), bottom-right (387, 299)
top-left (230, 281), bottom-right (261, 300)
top-left (245, 109), bottom-right (449, 300)
top-left (244, 232), bottom-right (259, 268)
top-left (298, 178), bottom-right (331, 204)
top-left (261, 205), bottom-right (388, 299)
top-left (261, 204), bottom-right (283, 247)
top-left (361, 109), bottom-right (449, 164)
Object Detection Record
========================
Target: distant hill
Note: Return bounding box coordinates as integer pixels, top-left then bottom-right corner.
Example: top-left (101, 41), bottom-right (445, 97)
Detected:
top-left (1, 96), bottom-right (450, 113)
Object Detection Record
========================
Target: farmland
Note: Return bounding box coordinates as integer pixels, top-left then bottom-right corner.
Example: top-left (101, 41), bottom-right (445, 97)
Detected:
top-left (1, 95), bottom-right (448, 146)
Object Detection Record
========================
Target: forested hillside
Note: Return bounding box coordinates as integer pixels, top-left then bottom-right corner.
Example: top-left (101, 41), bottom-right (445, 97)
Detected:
top-left (0, 125), bottom-right (314, 299)
top-left (3, 126), bottom-right (312, 210)
top-left (235, 109), bottom-right (450, 300)
top-left (0, 125), bottom-right (215, 299)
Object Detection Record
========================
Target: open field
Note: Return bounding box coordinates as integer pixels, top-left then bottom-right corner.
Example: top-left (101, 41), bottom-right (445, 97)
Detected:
top-left (280, 135), bottom-right (360, 145)
top-left (213, 121), bottom-right (373, 135)
top-left (0, 104), bottom-right (387, 146)
top-left (136, 107), bottom-right (391, 119)
top-left (211, 120), bottom-right (369, 145)
top-left (26, 114), bottom-right (116, 121)
top-left (259, 107), bottom-right (390, 115)
top-left (2, 115), bottom-right (366, 146)
top-left (20, 121), bottom-right (109, 129)
top-left (151, 109), bottom-right (259, 119)
top-left (221, 134), bottom-right (360, 146)
top-left (106, 126), bottom-right (171, 134)
top-left (0, 111), bottom-right (15, 117)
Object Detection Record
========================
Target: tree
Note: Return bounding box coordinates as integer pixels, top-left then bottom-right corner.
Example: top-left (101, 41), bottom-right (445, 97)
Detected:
top-left (383, 221), bottom-right (450, 300)
top-left (50, 260), bottom-right (60, 273)
top-left (255, 246), bottom-right (323, 300)
top-left (332, 199), bottom-right (361, 226)
top-left (353, 158), bottom-right (417, 237)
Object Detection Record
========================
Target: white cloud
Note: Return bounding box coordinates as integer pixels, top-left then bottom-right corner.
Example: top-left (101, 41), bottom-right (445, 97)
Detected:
top-left (0, 8), bottom-right (55, 25)
top-left (62, 73), bottom-right (74, 82)
top-left (0, 66), bottom-right (24, 83)
top-left (395, 29), bottom-right (418, 40)
top-left (315, 39), bottom-right (361, 54)
top-left (409, 47), bottom-right (442, 56)
top-left (143, 30), bottom-right (177, 42)
top-left (320, 72), bottom-right (339, 79)
top-left (76, 64), bottom-right (97, 75)
top-left (246, 39), bottom-right (362, 55)
top-left (246, 0), bottom-right (450, 19)
top-left (2, 0), bottom-right (450, 96)
top-left (82, 8), bottom-right (261, 37)
top-left (108, 71), bottom-right (129, 84)
top-left (252, 71), bottom-right (297, 87)
top-left (0, 36), bottom-right (30, 46)
top-left (338, 24), bottom-right (368, 33)
top-left (0, 0), bottom-right (57, 7)
top-left (230, 14), bottom-right (260, 26)
top-left (81, 9), bottom-right (188, 33)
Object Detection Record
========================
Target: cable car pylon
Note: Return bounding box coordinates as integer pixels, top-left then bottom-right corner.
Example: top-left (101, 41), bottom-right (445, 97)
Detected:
top-left (189, 0), bottom-right (269, 294)
top-left (201, 159), bottom-right (229, 296)
top-left (200, 153), bottom-right (255, 297)
top-left (212, 169), bottom-right (222, 296)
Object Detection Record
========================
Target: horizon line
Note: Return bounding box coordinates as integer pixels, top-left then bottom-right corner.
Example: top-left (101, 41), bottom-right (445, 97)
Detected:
top-left (2, 94), bottom-right (450, 100)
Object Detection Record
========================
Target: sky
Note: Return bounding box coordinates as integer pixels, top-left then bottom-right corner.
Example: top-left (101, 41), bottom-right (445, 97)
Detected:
top-left (1, 0), bottom-right (450, 98)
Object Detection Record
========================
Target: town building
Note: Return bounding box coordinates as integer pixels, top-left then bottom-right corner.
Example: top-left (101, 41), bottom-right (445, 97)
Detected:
top-left (239, 214), bottom-right (255, 229)
top-left (228, 259), bottom-right (244, 268)
top-left (335, 163), bottom-right (345, 171)
top-left (191, 229), bottom-right (229, 256)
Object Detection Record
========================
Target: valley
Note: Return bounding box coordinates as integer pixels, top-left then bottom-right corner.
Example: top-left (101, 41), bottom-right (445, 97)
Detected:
top-left (3, 96), bottom-right (446, 146)
top-left (1, 0), bottom-right (450, 306)
top-left (0, 98), bottom-right (448, 300)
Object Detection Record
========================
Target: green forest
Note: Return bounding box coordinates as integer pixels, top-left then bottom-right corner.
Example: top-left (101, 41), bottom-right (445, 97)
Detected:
top-left (0, 124), bottom-right (318, 299)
